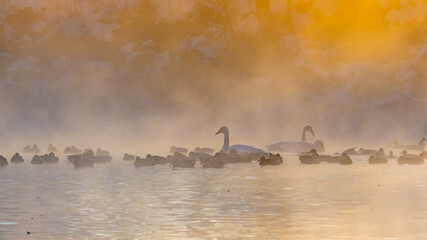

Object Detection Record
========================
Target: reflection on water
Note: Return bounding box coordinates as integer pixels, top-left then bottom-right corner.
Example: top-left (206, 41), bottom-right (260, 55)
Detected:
top-left (0, 155), bottom-right (426, 239)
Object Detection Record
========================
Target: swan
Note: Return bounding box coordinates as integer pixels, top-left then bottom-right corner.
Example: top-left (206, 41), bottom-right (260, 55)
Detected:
top-left (0, 155), bottom-right (8, 166)
top-left (393, 138), bottom-right (426, 151)
top-left (47, 144), bottom-right (57, 153)
top-left (10, 153), bottom-right (24, 163)
top-left (215, 126), bottom-right (265, 154)
top-left (257, 153), bottom-right (283, 166)
top-left (31, 155), bottom-right (43, 165)
top-left (266, 126), bottom-right (325, 153)
top-left (123, 153), bottom-right (136, 161)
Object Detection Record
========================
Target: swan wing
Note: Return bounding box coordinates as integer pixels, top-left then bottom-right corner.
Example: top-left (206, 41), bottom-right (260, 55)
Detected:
top-left (229, 144), bottom-right (265, 154)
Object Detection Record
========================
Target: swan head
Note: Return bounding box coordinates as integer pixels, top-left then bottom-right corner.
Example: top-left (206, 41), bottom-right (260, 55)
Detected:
top-left (314, 140), bottom-right (325, 152)
top-left (215, 126), bottom-right (229, 135)
top-left (303, 125), bottom-right (315, 137)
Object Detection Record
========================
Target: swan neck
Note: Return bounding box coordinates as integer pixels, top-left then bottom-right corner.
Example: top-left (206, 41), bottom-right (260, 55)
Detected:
top-left (222, 131), bottom-right (229, 153)
top-left (302, 129), bottom-right (306, 141)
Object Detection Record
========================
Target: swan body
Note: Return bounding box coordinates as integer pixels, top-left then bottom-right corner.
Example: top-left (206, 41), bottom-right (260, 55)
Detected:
top-left (215, 126), bottom-right (265, 154)
top-left (267, 126), bottom-right (325, 153)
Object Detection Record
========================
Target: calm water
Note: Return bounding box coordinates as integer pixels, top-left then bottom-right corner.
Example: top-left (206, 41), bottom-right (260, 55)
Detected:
top-left (0, 154), bottom-right (426, 240)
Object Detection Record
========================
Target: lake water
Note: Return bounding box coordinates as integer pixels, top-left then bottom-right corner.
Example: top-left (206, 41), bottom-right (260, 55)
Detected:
top-left (0, 154), bottom-right (426, 239)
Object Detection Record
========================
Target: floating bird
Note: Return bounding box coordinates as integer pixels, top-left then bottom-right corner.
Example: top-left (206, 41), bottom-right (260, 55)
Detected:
top-left (299, 149), bottom-right (321, 164)
top-left (169, 146), bottom-right (188, 155)
top-left (134, 156), bottom-right (155, 167)
top-left (215, 126), bottom-right (265, 154)
top-left (393, 138), bottom-right (426, 151)
top-left (266, 126), bottom-right (325, 153)
top-left (47, 144), bottom-right (57, 153)
top-left (10, 153), bottom-right (24, 163)
top-left (194, 147), bottom-right (215, 155)
top-left (199, 155), bottom-right (226, 168)
top-left (189, 151), bottom-right (211, 160)
top-left (96, 148), bottom-right (110, 157)
top-left (23, 144), bottom-right (41, 154)
top-left (73, 156), bottom-right (94, 168)
top-left (64, 146), bottom-right (82, 154)
top-left (0, 155), bottom-right (8, 166)
top-left (368, 155), bottom-right (388, 164)
top-left (339, 154), bottom-right (353, 165)
top-left (123, 153), bottom-right (136, 161)
top-left (146, 154), bottom-right (167, 164)
top-left (168, 152), bottom-right (195, 168)
top-left (387, 151), bottom-right (396, 159)
top-left (398, 151), bottom-right (426, 165)
top-left (40, 152), bottom-right (59, 164)
top-left (358, 148), bottom-right (378, 155)
top-left (31, 155), bottom-right (43, 165)
top-left (257, 153), bottom-right (283, 166)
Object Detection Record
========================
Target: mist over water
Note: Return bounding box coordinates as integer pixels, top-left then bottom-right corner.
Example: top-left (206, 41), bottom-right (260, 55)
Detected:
top-left (1, 0), bottom-right (427, 154)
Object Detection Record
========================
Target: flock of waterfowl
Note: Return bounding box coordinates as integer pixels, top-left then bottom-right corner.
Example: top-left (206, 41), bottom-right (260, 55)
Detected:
top-left (0, 126), bottom-right (425, 169)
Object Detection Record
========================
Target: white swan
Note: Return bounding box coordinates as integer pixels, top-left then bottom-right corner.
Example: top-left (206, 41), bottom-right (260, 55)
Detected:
top-left (266, 126), bottom-right (325, 153)
top-left (215, 126), bottom-right (265, 154)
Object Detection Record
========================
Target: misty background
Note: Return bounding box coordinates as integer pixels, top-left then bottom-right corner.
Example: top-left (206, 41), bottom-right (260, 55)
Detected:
top-left (0, 0), bottom-right (426, 155)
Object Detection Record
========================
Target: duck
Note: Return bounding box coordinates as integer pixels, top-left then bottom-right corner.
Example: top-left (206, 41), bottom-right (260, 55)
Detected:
top-left (339, 154), bottom-right (353, 165)
top-left (23, 145), bottom-right (33, 153)
top-left (0, 155), bottom-right (8, 166)
top-left (10, 153), bottom-right (24, 163)
top-left (194, 147), bottom-right (215, 155)
top-left (134, 156), bottom-right (155, 167)
top-left (299, 149), bottom-right (321, 164)
top-left (257, 153), bottom-right (283, 166)
top-left (123, 153), bottom-right (136, 161)
top-left (215, 126), bottom-right (265, 154)
top-left (40, 152), bottom-right (59, 164)
top-left (398, 151), bottom-right (425, 165)
top-left (96, 148), bottom-right (110, 157)
top-left (393, 138), bottom-right (426, 151)
top-left (31, 155), bottom-right (43, 165)
top-left (146, 154), bottom-right (167, 164)
top-left (368, 155), bottom-right (388, 164)
top-left (266, 126), bottom-right (325, 153)
top-left (387, 151), bottom-right (397, 159)
top-left (199, 155), bottom-right (226, 168)
top-left (375, 148), bottom-right (386, 158)
top-left (73, 156), bottom-right (94, 168)
top-left (168, 152), bottom-right (196, 168)
top-left (64, 146), bottom-right (82, 154)
top-left (189, 151), bottom-right (211, 160)
top-left (169, 146), bottom-right (188, 155)
top-left (47, 144), bottom-right (57, 153)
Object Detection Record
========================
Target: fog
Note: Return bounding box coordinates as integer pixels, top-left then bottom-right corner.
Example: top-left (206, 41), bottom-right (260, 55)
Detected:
top-left (0, 0), bottom-right (426, 155)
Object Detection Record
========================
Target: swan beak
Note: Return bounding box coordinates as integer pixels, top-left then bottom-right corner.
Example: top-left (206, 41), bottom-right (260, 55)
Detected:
top-left (215, 131), bottom-right (221, 135)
